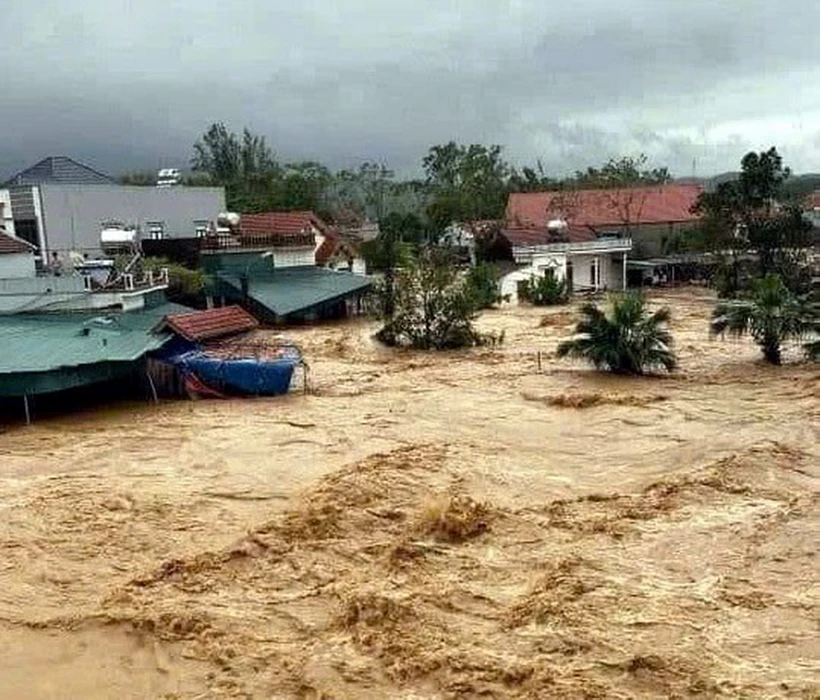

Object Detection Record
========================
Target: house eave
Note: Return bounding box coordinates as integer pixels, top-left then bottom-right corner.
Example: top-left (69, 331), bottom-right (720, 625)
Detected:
top-left (512, 238), bottom-right (632, 263)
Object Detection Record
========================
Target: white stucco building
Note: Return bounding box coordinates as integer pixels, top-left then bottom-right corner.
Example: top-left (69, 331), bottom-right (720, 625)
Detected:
top-left (498, 223), bottom-right (631, 305)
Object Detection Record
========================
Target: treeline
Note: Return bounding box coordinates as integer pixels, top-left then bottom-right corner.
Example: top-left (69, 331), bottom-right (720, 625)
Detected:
top-left (119, 122), bottom-right (672, 226)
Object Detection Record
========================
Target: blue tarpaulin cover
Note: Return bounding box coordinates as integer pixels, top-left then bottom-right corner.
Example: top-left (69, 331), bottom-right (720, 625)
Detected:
top-left (169, 349), bottom-right (299, 397)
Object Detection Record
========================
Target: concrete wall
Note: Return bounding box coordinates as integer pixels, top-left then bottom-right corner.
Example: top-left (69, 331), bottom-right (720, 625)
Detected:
top-left (0, 275), bottom-right (88, 312)
top-left (0, 253), bottom-right (35, 279)
top-left (500, 252), bottom-right (568, 305)
top-left (38, 184), bottom-right (226, 256)
top-left (500, 269), bottom-right (538, 305)
top-left (568, 253), bottom-right (626, 291)
top-left (0, 274), bottom-right (161, 312)
top-left (351, 257), bottom-right (367, 275)
top-left (272, 247), bottom-right (316, 268)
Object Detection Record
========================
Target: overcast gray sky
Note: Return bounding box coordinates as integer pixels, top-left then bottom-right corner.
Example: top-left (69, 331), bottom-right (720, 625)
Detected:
top-left (2, 0), bottom-right (819, 179)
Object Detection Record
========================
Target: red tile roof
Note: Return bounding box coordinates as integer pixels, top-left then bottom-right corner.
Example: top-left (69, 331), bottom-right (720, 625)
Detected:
top-left (315, 232), bottom-right (339, 265)
top-left (164, 305), bottom-right (259, 342)
top-left (238, 211), bottom-right (328, 239)
top-left (804, 192), bottom-right (820, 210)
top-left (0, 230), bottom-right (35, 255)
top-left (315, 230), bottom-right (360, 265)
top-left (501, 226), bottom-right (597, 247)
top-left (506, 184), bottom-right (703, 230)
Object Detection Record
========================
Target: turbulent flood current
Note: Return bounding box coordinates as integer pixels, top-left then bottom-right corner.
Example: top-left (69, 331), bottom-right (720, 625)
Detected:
top-left (0, 288), bottom-right (817, 698)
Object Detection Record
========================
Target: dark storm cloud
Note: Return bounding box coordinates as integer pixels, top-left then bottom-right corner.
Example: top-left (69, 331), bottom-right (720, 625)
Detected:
top-left (1, 1), bottom-right (818, 179)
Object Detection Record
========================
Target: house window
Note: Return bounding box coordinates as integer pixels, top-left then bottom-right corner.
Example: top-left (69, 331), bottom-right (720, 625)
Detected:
top-left (590, 260), bottom-right (597, 286)
top-left (147, 222), bottom-right (165, 240)
top-left (194, 220), bottom-right (209, 238)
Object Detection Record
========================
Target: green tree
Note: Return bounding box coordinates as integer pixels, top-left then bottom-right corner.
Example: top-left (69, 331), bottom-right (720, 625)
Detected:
top-left (691, 147), bottom-right (813, 295)
top-left (377, 248), bottom-right (500, 350)
top-left (525, 274), bottom-right (568, 306)
top-left (557, 293), bottom-right (677, 374)
top-left (191, 122), bottom-right (280, 212)
top-left (273, 161), bottom-right (333, 215)
top-left (423, 142), bottom-right (511, 231)
top-left (465, 262), bottom-right (503, 309)
top-left (508, 160), bottom-right (556, 192)
top-left (333, 162), bottom-right (396, 221)
top-left (141, 257), bottom-right (207, 303)
top-left (710, 273), bottom-right (813, 365)
top-left (361, 212), bottom-right (424, 318)
top-left (572, 154), bottom-right (671, 189)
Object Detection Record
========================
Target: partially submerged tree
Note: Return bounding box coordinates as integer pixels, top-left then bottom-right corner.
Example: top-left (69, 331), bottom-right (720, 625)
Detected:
top-left (361, 213), bottom-right (424, 318)
top-left (710, 273), bottom-right (813, 365)
top-left (464, 262), bottom-right (503, 309)
top-left (557, 293), bottom-right (677, 374)
top-left (526, 274), bottom-right (568, 306)
top-left (377, 248), bottom-right (500, 350)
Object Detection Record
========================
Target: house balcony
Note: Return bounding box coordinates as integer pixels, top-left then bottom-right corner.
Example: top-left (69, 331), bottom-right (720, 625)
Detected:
top-left (0, 268), bottom-right (169, 314)
top-left (200, 232), bottom-right (316, 252)
top-left (513, 237), bottom-right (632, 263)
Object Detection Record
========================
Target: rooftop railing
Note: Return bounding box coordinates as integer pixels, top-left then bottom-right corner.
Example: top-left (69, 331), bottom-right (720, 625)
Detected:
top-left (514, 236), bottom-right (632, 259)
top-left (200, 232), bottom-right (315, 251)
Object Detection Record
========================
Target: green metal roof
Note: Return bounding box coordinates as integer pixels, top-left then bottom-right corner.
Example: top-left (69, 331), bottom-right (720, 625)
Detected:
top-left (218, 267), bottom-right (372, 319)
top-left (0, 314), bottom-right (170, 374)
top-left (0, 302), bottom-right (194, 396)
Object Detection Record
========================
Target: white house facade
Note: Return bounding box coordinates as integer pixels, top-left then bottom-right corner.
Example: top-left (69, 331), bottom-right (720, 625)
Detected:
top-left (499, 234), bottom-right (631, 305)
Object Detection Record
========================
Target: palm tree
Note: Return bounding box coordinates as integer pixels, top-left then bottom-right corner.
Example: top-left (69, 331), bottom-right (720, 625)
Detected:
top-left (557, 292), bottom-right (677, 375)
top-left (710, 274), bottom-right (810, 365)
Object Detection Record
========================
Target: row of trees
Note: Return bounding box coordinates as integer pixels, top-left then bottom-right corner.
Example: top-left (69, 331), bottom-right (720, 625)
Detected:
top-left (121, 123), bottom-right (674, 229)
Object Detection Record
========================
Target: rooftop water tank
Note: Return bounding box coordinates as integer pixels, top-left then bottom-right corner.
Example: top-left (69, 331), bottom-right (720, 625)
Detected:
top-left (217, 212), bottom-right (241, 228)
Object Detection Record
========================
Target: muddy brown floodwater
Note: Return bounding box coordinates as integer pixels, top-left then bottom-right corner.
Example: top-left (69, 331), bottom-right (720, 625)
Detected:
top-left (0, 288), bottom-right (817, 699)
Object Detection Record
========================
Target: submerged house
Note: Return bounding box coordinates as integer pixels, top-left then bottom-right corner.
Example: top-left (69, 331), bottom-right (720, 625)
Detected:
top-left (201, 210), bottom-right (371, 323)
top-left (0, 225), bottom-right (181, 414)
top-left (0, 305), bottom-right (178, 404)
top-left (496, 185), bottom-right (704, 302)
top-left (496, 222), bottom-right (632, 304)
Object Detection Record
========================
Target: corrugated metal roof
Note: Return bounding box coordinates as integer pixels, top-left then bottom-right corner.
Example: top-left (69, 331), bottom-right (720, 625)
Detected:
top-left (0, 304), bottom-right (183, 374)
top-left (2, 156), bottom-right (115, 187)
top-left (164, 305), bottom-right (258, 341)
top-left (219, 268), bottom-right (371, 318)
